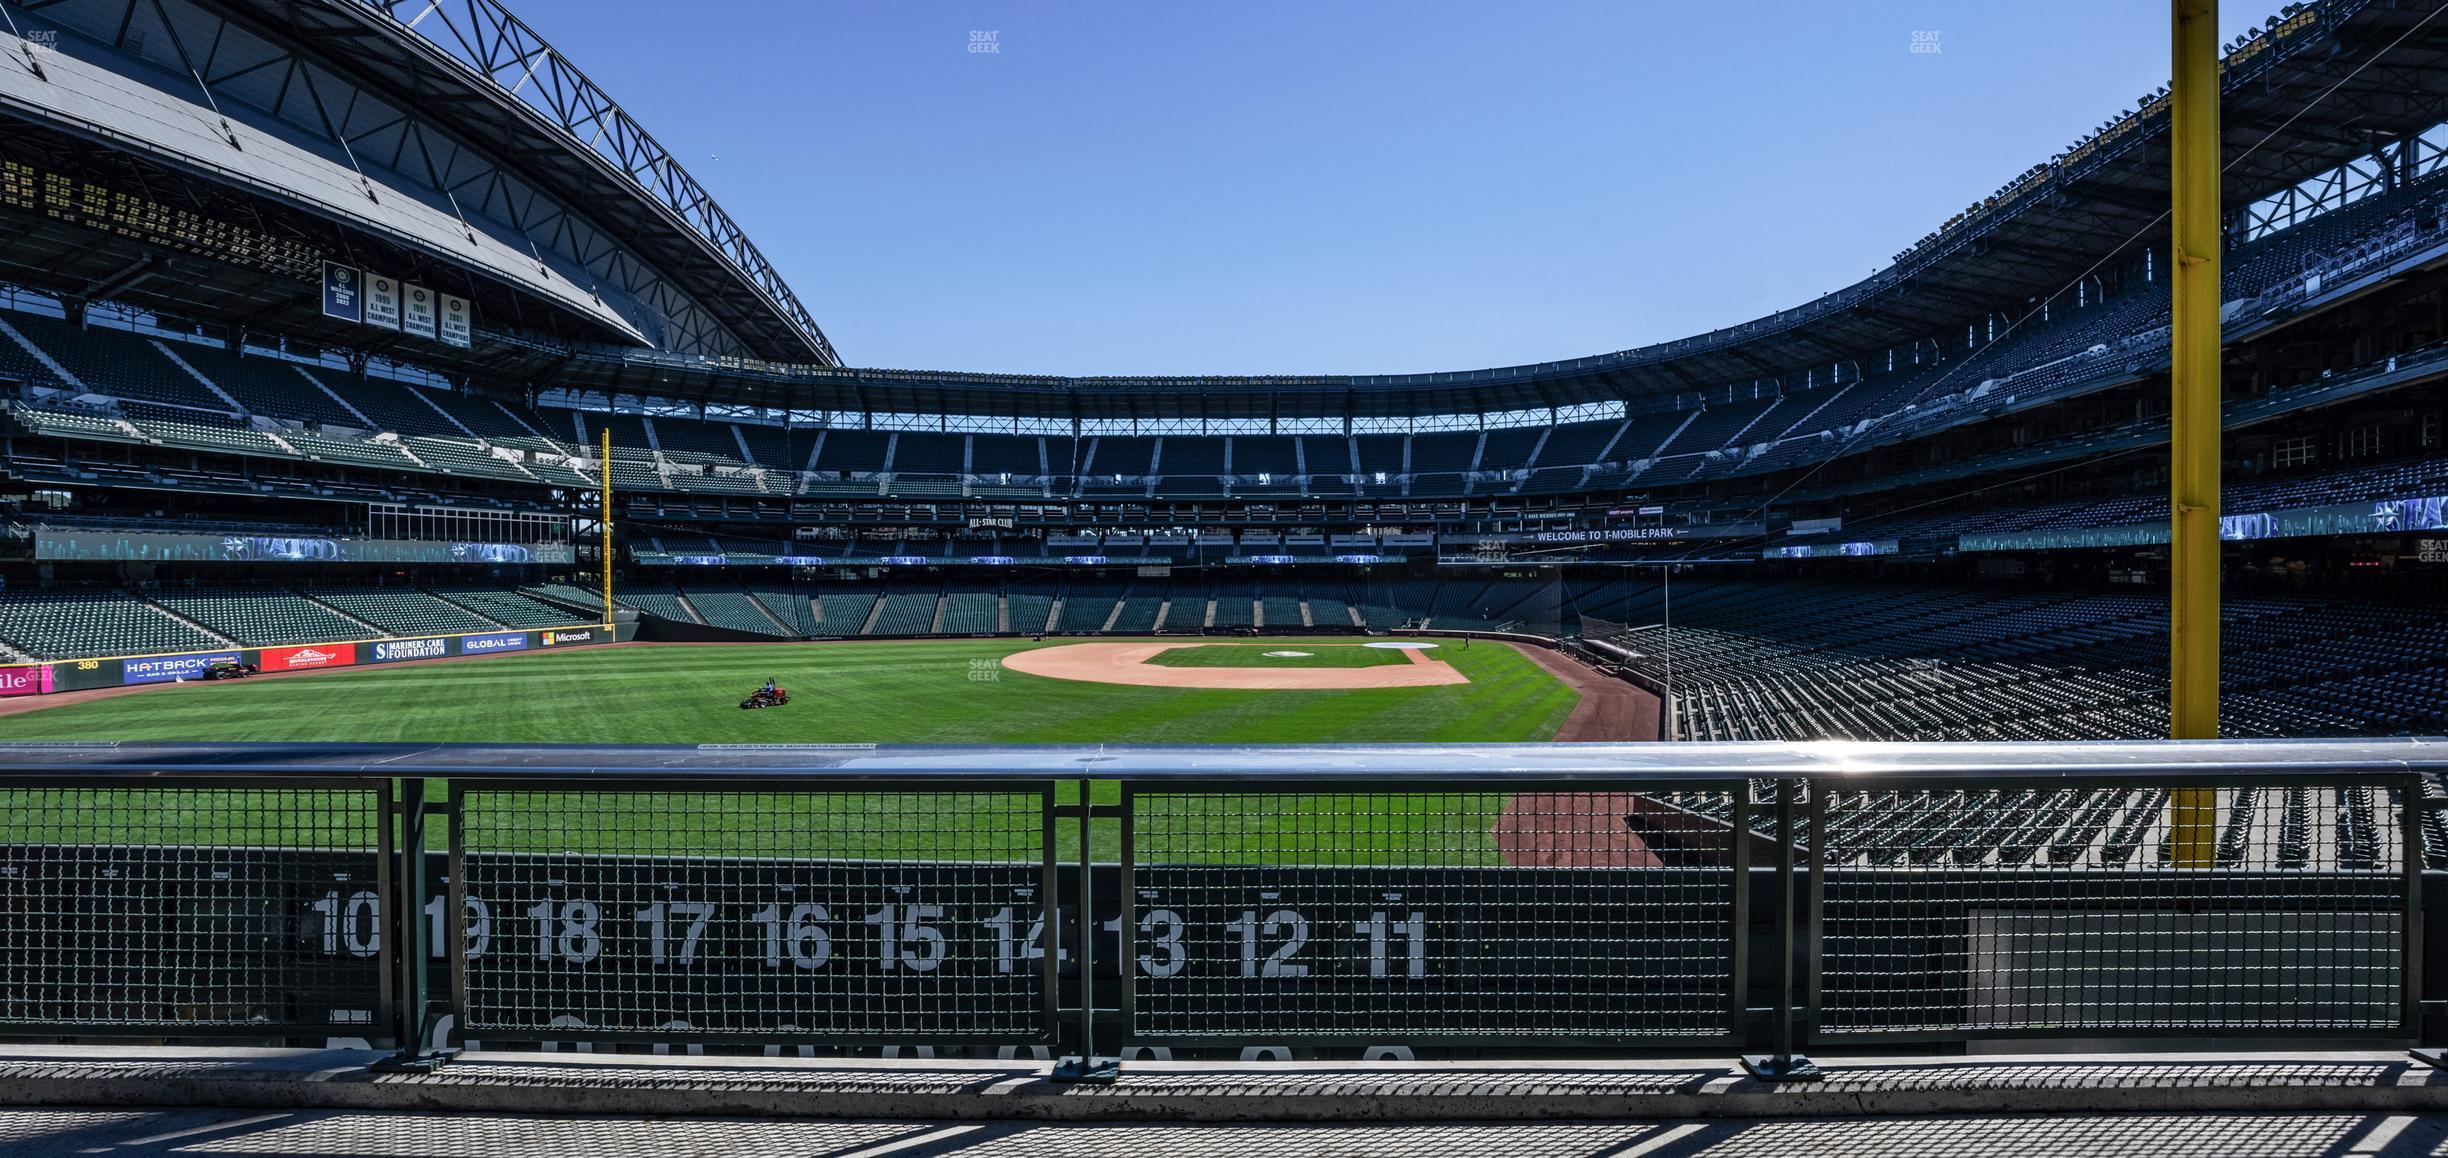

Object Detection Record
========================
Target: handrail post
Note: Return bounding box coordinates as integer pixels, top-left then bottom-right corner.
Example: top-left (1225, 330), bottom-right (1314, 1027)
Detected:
top-left (376, 777), bottom-right (453, 1071)
top-left (2407, 778), bottom-right (2441, 1066)
top-left (1054, 773), bottom-right (1118, 1081)
top-left (1743, 777), bottom-right (1820, 1081)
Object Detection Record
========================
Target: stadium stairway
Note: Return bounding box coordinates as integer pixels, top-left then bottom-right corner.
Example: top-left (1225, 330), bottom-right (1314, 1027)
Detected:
top-left (148, 589), bottom-right (375, 647)
top-left (0, 589), bottom-right (235, 659)
top-left (310, 588), bottom-right (497, 637)
top-left (129, 599), bottom-right (240, 650)
top-left (680, 588), bottom-right (793, 637)
top-left (747, 588), bottom-right (819, 637)
top-left (429, 588), bottom-right (589, 630)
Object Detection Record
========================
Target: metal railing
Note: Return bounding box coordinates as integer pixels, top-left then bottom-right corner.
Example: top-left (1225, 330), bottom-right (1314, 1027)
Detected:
top-left (0, 740), bottom-right (2440, 1080)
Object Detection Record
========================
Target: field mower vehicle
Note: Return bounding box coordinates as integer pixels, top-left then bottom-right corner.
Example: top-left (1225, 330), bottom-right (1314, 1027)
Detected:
top-left (741, 684), bottom-right (789, 709)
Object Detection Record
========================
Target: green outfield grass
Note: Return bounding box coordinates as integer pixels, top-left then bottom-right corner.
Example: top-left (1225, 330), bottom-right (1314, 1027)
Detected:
top-left (0, 637), bottom-right (1575, 745)
top-left (38, 783), bottom-right (1512, 865)
top-left (1142, 642), bottom-right (1414, 669)
top-left (0, 638), bottom-right (1571, 862)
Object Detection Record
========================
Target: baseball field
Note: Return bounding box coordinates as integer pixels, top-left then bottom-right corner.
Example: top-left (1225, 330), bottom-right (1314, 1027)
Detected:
top-left (0, 637), bottom-right (1650, 863)
top-left (0, 637), bottom-right (1592, 744)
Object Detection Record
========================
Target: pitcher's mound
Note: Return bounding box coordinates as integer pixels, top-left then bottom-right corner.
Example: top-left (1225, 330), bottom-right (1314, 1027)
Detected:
top-left (1001, 642), bottom-right (1470, 689)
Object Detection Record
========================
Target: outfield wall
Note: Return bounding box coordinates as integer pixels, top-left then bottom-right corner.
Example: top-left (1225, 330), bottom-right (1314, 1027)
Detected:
top-left (0, 621), bottom-right (640, 698)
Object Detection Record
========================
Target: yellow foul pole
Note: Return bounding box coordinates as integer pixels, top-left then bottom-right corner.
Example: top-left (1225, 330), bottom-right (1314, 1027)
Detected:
top-left (2170, 0), bottom-right (2220, 865)
top-left (599, 427), bottom-right (614, 631)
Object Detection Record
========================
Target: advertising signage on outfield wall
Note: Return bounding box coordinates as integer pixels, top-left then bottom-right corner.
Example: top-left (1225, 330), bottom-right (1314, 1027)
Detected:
top-left (7, 625), bottom-right (631, 699)
top-left (0, 665), bottom-right (53, 697)
top-left (122, 652), bottom-right (245, 684)
top-left (369, 638), bottom-right (452, 664)
top-left (260, 644), bottom-right (356, 672)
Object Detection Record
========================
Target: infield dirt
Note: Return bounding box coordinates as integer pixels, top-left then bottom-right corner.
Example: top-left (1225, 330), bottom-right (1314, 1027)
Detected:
top-left (999, 640), bottom-right (1471, 690)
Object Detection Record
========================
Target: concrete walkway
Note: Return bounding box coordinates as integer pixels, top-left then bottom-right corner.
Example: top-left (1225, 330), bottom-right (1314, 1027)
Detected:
top-left (6, 1047), bottom-right (2448, 1123)
top-left (4, 1105), bottom-right (2446, 1156)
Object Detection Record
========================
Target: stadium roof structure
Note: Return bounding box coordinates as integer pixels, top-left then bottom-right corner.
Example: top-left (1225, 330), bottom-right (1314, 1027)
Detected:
top-left (4, 0), bottom-right (2447, 423)
top-left (0, 0), bottom-right (835, 365)
top-left (530, 0), bottom-right (2448, 422)
top-left (290, 0), bottom-right (837, 365)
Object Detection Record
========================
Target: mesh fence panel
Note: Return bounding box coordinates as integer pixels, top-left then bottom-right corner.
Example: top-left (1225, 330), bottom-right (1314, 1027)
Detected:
top-left (454, 784), bottom-right (1052, 1043)
top-left (1577, 615), bottom-right (1631, 645)
top-left (0, 783), bottom-right (383, 1031)
top-left (1815, 781), bottom-right (2410, 1036)
top-left (1127, 787), bottom-right (1741, 1042)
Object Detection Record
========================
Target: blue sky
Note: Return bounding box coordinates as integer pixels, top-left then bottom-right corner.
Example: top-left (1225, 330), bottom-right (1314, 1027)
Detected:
top-left (505, 2), bottom-right (2283, 376)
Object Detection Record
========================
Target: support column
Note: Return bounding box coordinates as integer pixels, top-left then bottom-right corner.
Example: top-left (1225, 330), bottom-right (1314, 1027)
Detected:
top-left (600, 427), bottom-right (615, 629)
top-left (2169, 0), bottom-right (2221, 864)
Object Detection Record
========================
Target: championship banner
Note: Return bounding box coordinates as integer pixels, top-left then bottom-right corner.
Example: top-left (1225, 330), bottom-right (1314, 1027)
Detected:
top-left (320, 263), bottom-right (362, 322)
top-left (365, 274), bottom-right (402, 330)
top-left (439, 293), bottom-right (472, 348)
top-left (402, 284), bottom-right (438, 340)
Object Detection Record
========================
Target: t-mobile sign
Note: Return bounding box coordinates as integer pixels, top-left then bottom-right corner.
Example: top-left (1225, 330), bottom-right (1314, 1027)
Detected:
top-left (0, 664), bottom-right (51, 697)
